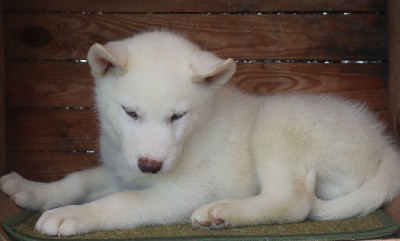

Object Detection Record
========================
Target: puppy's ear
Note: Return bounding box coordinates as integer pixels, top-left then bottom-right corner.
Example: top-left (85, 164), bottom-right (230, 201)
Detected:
top-left (191, 51), bottom-right (236, 87)
top-left (87, 42), bottom-right (128, 80)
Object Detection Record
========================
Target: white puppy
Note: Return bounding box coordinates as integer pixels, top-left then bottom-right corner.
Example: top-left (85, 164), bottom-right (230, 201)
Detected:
top-left (1, 30), bottom-right (400, 236)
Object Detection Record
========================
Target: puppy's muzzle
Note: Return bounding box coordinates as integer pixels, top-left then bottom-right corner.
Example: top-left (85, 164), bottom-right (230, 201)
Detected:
top-left (138, 158), bottom-right (163, 174)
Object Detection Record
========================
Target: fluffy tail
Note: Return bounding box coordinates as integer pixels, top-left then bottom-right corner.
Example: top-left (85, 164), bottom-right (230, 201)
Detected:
top-left (309, 147), bottom-right (400, 220)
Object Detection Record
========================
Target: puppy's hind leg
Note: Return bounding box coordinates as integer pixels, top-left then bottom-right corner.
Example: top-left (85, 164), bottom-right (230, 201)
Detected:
top-left (191, 169), bottom-right (316, 228)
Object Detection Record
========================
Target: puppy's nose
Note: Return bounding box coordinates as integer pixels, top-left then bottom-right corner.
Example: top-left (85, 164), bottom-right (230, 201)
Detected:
top-left (138, 158), bottom-right (163, 174)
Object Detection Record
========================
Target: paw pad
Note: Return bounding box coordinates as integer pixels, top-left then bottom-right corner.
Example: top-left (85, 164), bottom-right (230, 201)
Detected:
top-left (214, 218), bottom-right (225, 226)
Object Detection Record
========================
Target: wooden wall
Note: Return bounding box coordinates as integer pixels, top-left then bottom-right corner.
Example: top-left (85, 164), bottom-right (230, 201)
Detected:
top-left (0, 0), bottom-right (5, 176)
top-left (2, 0), bottom-right (388, 181)
top-left (388, 0), bottom-right (400, 138)
top-left (385, 0), bottom-right (400, 224)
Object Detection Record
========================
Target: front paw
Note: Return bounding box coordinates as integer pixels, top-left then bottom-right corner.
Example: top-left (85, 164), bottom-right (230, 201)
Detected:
top-left (191, 201), bottom-right (235, 229)
top-left (36, 205), bottom-right (99, 236)
top-left (0, 172), bottom-right (44, 209)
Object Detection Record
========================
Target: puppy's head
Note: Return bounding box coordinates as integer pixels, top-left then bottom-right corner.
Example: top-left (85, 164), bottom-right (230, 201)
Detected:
top-left (87, 30), bottom-right (236, 174)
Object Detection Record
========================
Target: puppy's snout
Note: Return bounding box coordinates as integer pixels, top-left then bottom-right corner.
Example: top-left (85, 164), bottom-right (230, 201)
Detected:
top-left (138, 158), bottom-right (163, 174)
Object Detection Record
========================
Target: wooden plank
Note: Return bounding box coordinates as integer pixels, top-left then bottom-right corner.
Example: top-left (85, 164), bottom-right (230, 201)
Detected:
top-left (0, 0), bottom-right (5, 176)
top-left (7, 152), bottom-right (99, 182)
top-left (388, 0), bottom-right (400, 138)
top-left (7, 108), bottom-right (99, 152)
top-left (6, 61), bottom-right (94, 107)
top-left (4, 0), bottom-right (386, 13)
top-left (4, 14), bottom-right (386, 60)
top-left (5, 62), bottom-right (387, 108)
top-left (7, 104), bottom-right (388, 153)
top-left (232, 63), bottom-right (387, 107)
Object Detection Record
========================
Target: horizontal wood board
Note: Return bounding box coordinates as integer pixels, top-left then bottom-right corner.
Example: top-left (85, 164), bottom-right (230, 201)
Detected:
top-left (4, 13), bottom-right (387, 60)
top-left (4, 0), bottom-right (386, 13)
top-left (5, 62), bottom-right (387, 108)
top-left (3, 2), bottom-right (389, 181)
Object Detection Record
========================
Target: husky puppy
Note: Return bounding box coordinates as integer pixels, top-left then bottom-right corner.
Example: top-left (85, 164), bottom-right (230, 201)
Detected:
top-left (1, 30), bottom-right (400, 236)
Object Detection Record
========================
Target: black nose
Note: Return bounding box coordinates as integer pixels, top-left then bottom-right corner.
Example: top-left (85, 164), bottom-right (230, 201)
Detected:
top-left (138, 158), bottom-right (163, 174)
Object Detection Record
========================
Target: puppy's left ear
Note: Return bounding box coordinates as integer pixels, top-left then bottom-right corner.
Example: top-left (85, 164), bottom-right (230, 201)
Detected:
top-left (191, 52), bottom-right (236, 87)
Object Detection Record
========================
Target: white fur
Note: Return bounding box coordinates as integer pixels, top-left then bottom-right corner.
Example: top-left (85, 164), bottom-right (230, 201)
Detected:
top-left (1, 30), bottom-right (400, 236)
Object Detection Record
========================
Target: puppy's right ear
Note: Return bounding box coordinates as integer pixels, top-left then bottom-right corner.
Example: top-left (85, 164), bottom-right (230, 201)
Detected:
top-left (87, 42), bottom-right (128, 80)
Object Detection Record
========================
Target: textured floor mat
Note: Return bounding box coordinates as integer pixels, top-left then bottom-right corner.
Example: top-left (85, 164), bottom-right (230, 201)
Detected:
top-left (2, 210), bottom-right (399, 240)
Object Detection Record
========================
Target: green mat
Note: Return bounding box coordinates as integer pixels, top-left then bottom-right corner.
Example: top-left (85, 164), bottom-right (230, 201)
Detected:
top-left (2, 210), bottom-right (399, 241)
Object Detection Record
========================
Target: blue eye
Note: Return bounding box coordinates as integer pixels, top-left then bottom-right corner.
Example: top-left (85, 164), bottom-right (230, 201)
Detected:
top-left (170, 112), bottom-right (187, 123)
top-left (122, 106), bottom-right (138, 120)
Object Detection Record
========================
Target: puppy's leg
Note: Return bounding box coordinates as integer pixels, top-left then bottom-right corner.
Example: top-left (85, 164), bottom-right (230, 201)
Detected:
top-left (192, 168), bottom-right (315, 228)
top-left (35, 182), bottom-right (205, 236)
top-left (0, 167), bottom-right (119, 210)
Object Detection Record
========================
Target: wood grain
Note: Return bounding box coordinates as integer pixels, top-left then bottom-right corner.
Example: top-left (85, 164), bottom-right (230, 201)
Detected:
top-left (232, 63), bottom-right (387, 108)
top-left (7, 108), bottom-right (99, 152)
top-left (5, 62), bottom-right (387, 108)
top-left (388, 0), bottom-right (400, 139)
top-left (4, 0), bottom-right (386, 13)
top-left (7, 152), bottom-right (99, 182)
top-left (4, 14), bottom-right (386, 60)
top-left (6, 61), bottom-right (94, 107)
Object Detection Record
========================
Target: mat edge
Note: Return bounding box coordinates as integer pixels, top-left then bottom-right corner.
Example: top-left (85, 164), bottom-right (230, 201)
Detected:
top-left (2, 210), bottom-right (399, 241)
